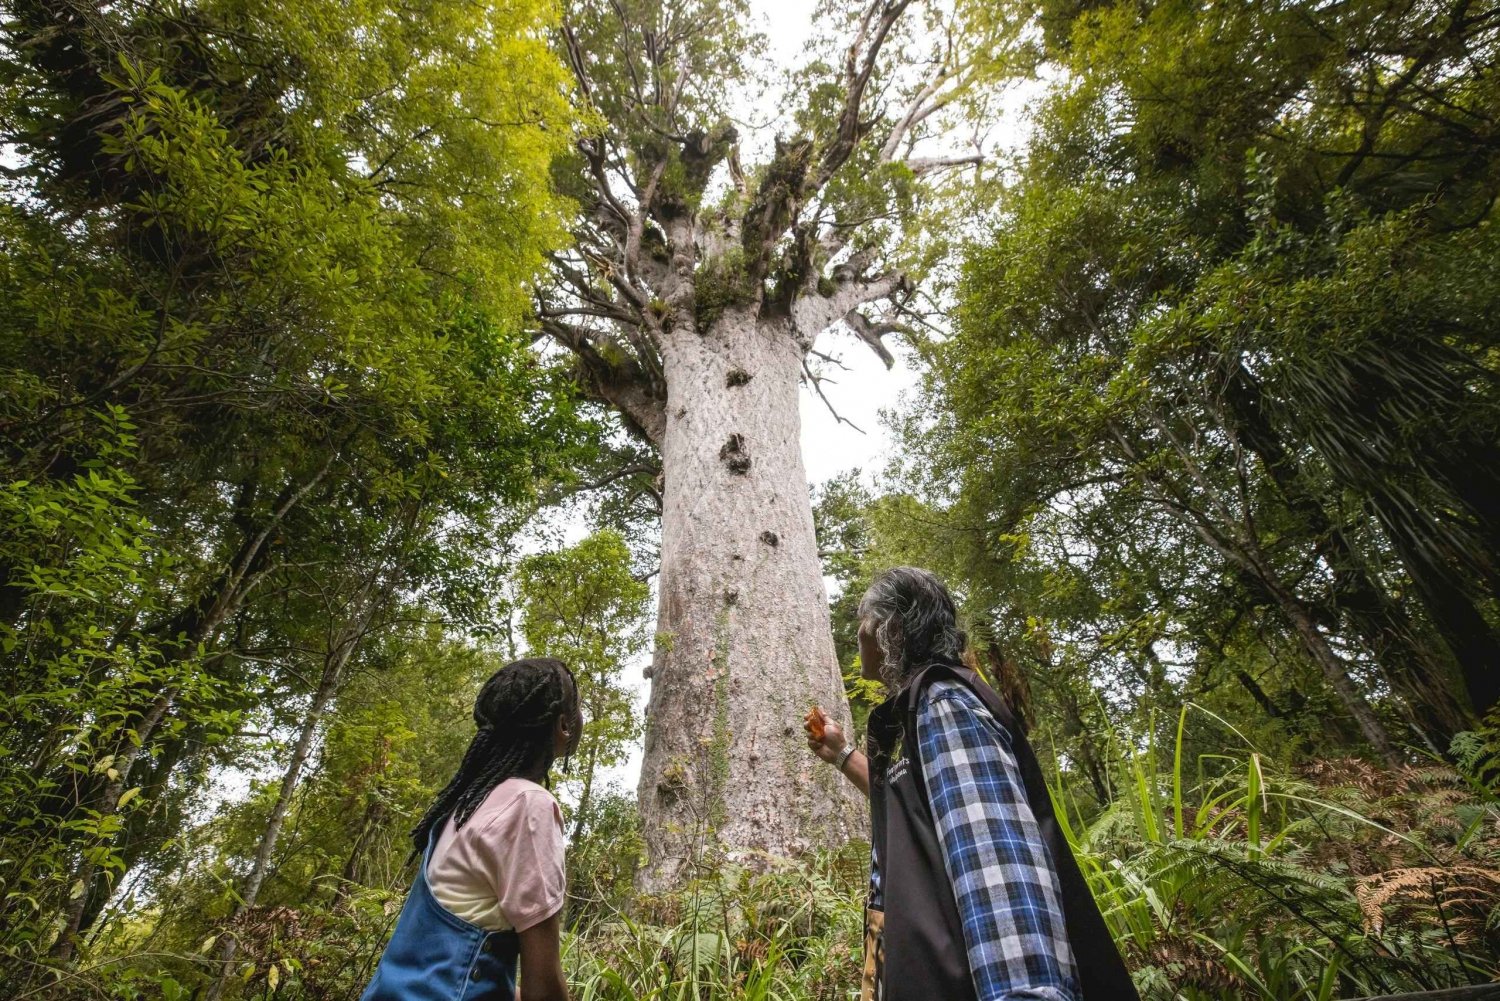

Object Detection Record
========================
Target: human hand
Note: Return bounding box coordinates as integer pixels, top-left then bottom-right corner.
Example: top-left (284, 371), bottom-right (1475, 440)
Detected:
top-left (803, 706), bottom-right (848, 764)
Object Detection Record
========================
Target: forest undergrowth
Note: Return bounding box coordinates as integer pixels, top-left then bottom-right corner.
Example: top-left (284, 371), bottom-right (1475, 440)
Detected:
top-left (53, 709), bottom-right (1500, 1001)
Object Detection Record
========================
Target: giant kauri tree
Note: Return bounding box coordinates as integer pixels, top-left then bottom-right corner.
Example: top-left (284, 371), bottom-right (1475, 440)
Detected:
top-left (540, 0), bottom-right (1014, 884)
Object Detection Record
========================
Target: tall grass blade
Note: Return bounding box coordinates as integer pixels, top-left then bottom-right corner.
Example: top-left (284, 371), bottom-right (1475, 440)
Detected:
top-left (1173, 703), bottom-right (1187, 839)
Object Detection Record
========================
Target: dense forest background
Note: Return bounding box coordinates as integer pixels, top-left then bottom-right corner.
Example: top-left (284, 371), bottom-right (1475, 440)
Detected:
top-left (2, 0), bottom-right (1499, 998)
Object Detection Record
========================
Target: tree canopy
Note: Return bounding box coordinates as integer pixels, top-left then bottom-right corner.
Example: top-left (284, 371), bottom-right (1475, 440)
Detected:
top-left (4, 0), bottom-right (1500, 997)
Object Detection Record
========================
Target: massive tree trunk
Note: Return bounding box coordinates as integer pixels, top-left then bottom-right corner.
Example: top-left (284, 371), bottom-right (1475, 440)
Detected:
top-left (636, 308), bottom-right (862, 888)
top-left (544, 0), bottom-right (996, 885)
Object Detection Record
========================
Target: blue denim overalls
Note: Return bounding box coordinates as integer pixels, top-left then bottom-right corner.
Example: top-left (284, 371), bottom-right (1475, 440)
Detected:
top-left (361, 826), bottom-right (520, 1001)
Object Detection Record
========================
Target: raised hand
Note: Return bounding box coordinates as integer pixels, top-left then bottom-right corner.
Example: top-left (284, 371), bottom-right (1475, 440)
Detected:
top-left (803, 706), bottom-right (848, 764)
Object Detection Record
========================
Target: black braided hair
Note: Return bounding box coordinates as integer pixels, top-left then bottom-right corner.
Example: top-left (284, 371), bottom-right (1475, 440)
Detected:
top-left (410, 657), bottom-right (577, 858)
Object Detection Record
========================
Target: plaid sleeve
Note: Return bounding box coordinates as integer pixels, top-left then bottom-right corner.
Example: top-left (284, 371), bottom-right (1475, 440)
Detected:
top-left (917, 680), bottom-right (1080, 1001)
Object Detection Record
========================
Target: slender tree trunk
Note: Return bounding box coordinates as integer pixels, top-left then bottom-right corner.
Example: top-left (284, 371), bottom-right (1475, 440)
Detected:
top-left (635, 308), bottom-right (863, 890)
top-left (333, 795), bottom-right (387, 909)
top-left (572, 745), bottom-right (598, 841)
top-left (1246, 566), bottom-right (1402, 766)
top-left (1367, 487), bottom-right (1500, 720)
top-left (1220, 359), bottom-right (1475, 741)
top-left (205, 627), bottom-right (356, 1000)
top-left (49, 688), bottom-right (175, 963)
top-left (1117, 418), bottom-right (1402, 765)
top-left (1055, 685), bottom-right (1112, 805)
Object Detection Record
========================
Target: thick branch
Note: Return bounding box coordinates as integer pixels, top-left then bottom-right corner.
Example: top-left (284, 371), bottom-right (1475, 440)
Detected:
top-left (791, 269), bottom-right (909, 345)
top-left (542, 318), bottom-right (667, 445)
top-left (739, 0), bottom-right (914, 274)
top-left (811, 0), bottom-right (917, 194)
top-left (842, 309), bottom-right (907, 368)
top-left (907, 153), bottom-right (985, 175)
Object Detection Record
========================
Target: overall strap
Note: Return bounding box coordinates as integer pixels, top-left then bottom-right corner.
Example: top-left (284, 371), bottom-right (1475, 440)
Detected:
top-left (417, 819), bottom-right (446, 883)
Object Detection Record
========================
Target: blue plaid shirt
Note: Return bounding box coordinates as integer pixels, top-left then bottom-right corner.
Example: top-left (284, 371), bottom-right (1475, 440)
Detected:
top-left (871, 679), bottom-right (1079, 1001)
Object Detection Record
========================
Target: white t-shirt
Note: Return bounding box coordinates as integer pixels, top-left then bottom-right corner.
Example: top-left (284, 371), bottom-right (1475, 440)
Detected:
top-left (425, 778), bottom-right (565, 932)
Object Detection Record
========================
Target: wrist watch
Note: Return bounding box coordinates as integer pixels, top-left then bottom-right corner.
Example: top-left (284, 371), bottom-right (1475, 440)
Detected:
top-left (834, 744), bottom-right (856, 773)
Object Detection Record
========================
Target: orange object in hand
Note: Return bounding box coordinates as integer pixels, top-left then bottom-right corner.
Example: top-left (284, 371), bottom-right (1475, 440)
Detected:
top-left (805, 706), bottom-right (826, 741)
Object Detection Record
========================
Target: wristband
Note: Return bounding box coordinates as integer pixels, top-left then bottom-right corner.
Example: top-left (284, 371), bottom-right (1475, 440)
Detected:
top-left (834, 745), bottom-right (856, 773)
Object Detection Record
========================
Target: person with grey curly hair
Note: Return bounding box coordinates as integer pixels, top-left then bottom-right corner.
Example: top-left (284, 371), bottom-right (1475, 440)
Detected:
top-left (803, 567), bottom-right (1137, 1001)
top-left (855, 565), bottom-right (969, 688)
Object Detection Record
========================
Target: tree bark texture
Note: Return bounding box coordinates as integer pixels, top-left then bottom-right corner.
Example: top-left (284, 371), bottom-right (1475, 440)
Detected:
top-left (635, 308), bottom-right (864, 890)
top-left (545, 0), bottom-right (971, 886)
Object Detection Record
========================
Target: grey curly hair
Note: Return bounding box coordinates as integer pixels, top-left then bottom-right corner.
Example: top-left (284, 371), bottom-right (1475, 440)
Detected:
top-left (857, 566), bottom-right (967, 689)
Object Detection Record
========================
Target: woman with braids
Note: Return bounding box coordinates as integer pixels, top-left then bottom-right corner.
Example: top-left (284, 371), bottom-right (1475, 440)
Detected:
top-left (804, 568), bottom-right (1138, 1001)
top-left (363, 658), bottom-right (581, 1001)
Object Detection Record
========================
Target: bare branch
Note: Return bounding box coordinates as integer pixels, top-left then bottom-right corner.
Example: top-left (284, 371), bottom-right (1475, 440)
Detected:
top-left (811, 0), bottom-right (917, 193)
top-left (739, 0), bottom-right (915, 275)
top-left (570, 463), bottom-right (662, 493)
top-left (907, 153), bottom-right (985, 176)
top-left (537, 302), bottom-right (640, 327)
top-left (802, 358), bottom-right (867, 434)
top-left (843, 309), bottom-right (906, 368)
top-left (809, 348), bottom-right (852, 370)
top-left (881, 59), bottom-right (964, 162)
top-left (727, 143), bottom-right (749, 201)
top-left (625, 159), bottom-right (669, 285)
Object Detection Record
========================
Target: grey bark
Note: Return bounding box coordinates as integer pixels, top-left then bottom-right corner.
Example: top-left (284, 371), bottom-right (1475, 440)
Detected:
top-left (547, 0), bottom-right (963, 887)
top-left (635, 307), bottom-right (865, 890)
top-left (205, 604), bottom-right (371, 1000)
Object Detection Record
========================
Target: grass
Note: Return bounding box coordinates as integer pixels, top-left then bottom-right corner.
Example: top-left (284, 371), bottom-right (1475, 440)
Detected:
top-left (46, 709), bottom-right (1500, 999)
top-left (556, 704), bottom-right (1500, 1001)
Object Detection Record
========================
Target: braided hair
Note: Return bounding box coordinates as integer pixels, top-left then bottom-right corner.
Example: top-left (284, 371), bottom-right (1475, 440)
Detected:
top-left (410, 657), bottom-right (578, 858)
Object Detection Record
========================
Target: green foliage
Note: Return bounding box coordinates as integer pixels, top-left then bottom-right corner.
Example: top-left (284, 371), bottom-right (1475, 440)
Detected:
top-left (565, 844), bottom-right (868, 1001)
top-left (1450, 707), bottom-right (1500, 804)
top-left (897, 0), bottom-right (1500, 784)
top-left (516, 530), bottom-right (651, 838)
top-left (566, 791), bottom-right (647, 928)
top-left (693, 247), bottom-right (756, 330)
top-left (8, 0), bottom-right (1500, 995)
top-left (83, 628), bottom-right (511, 998)
top-left (0, 0), bottom-right (587, 986)
top-left (1062, 710), bottom-right (1500, 999)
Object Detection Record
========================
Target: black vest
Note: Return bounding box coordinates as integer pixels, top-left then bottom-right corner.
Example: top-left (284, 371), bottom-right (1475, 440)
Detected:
top-left (866, 662), bottom-right (1140, 1001)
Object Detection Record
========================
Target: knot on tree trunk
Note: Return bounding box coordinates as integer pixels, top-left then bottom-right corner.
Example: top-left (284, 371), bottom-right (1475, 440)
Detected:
top-left (720, 433), bottom-right (751, 474)
top-left (725, 367), bottom-right (752, 387)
